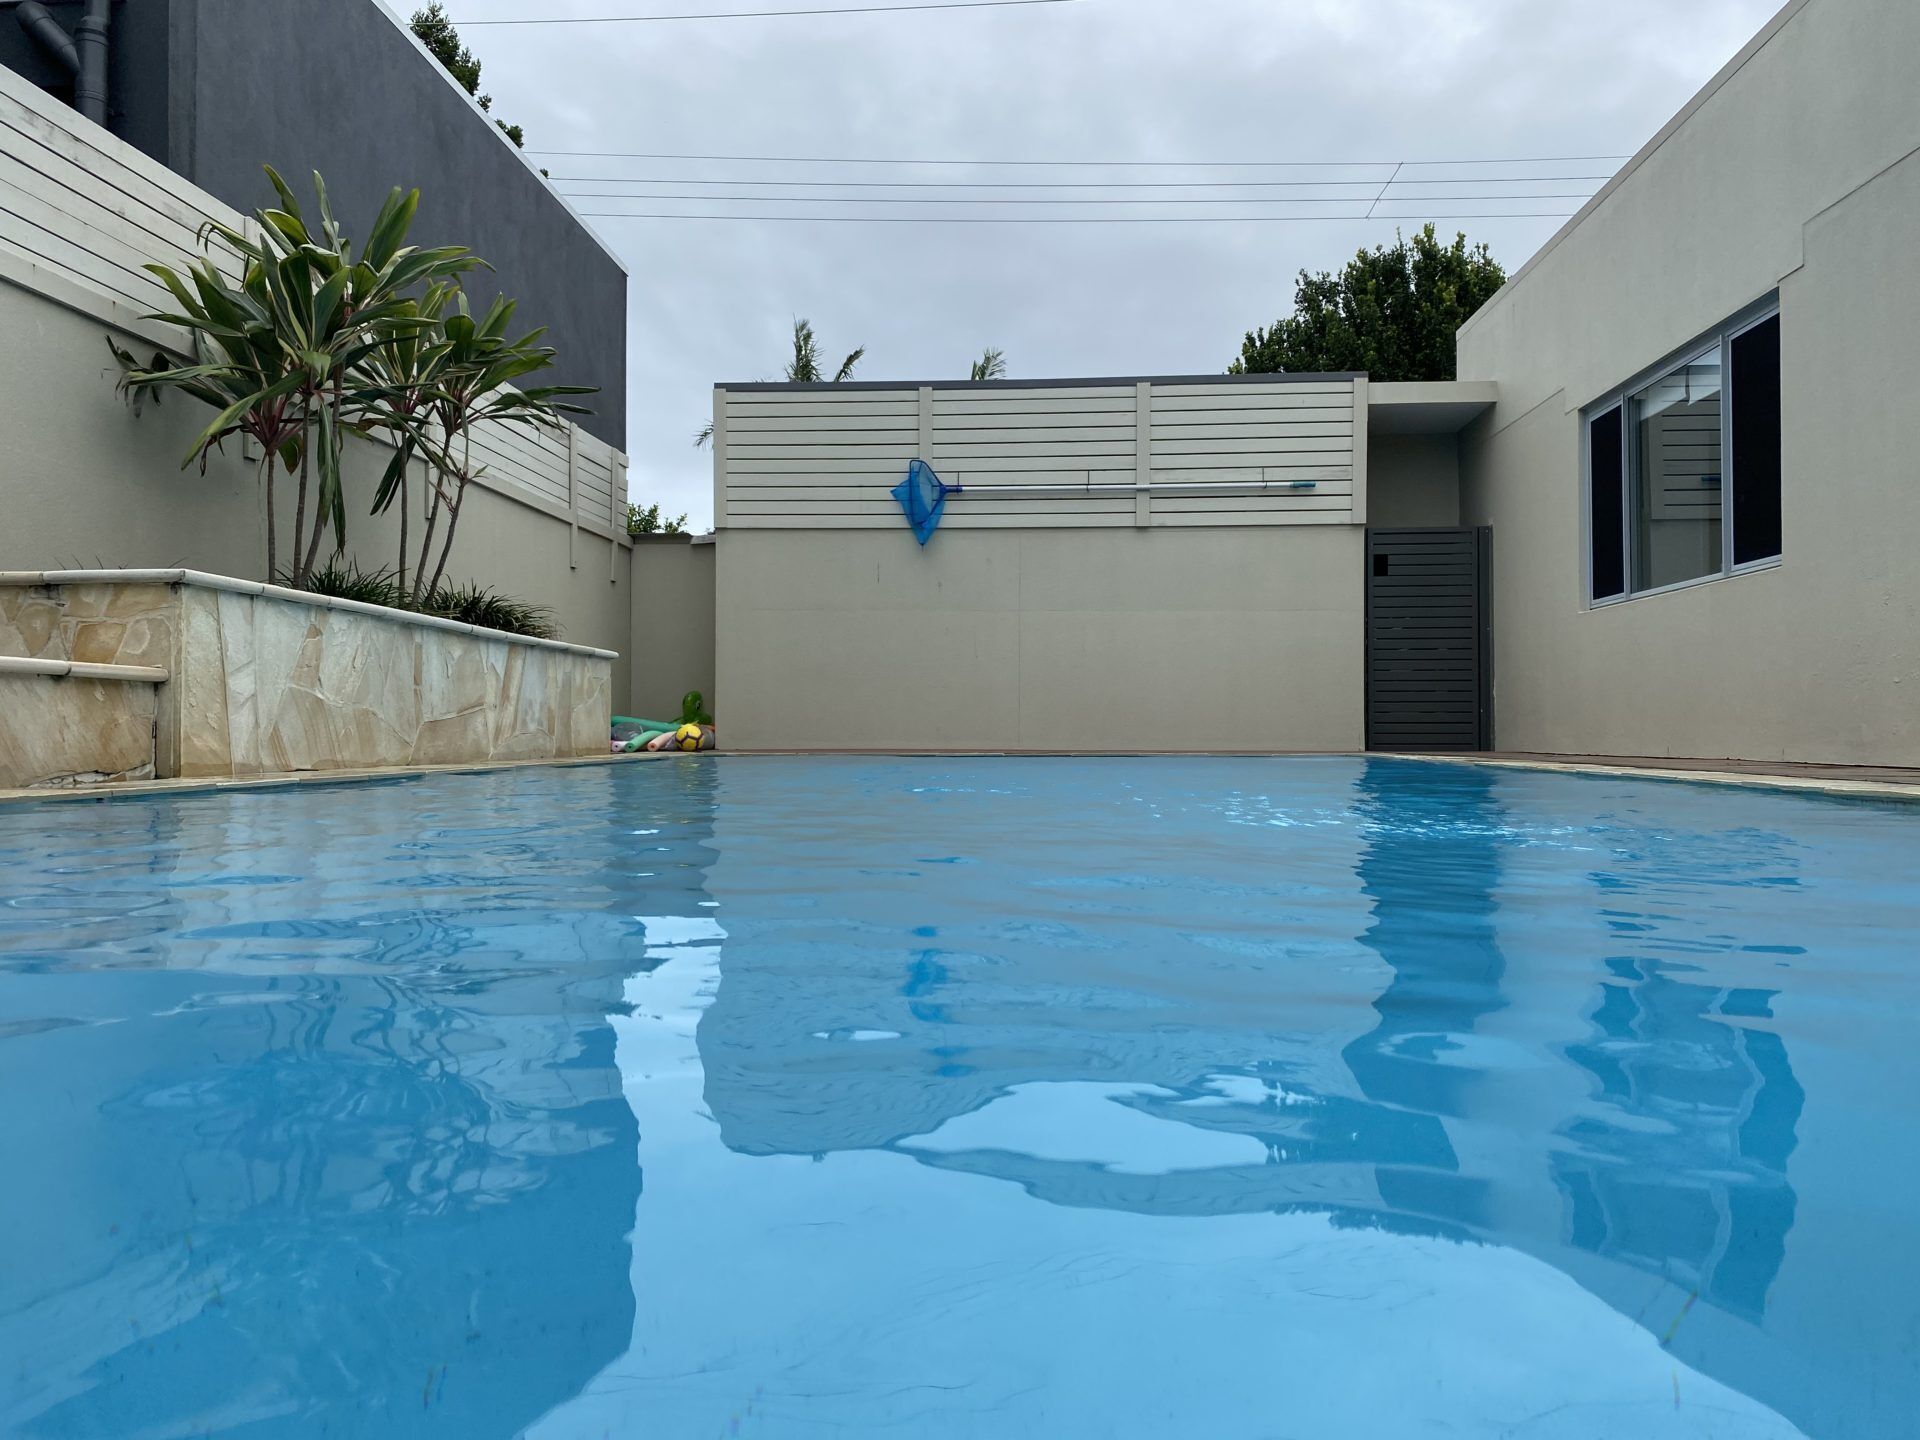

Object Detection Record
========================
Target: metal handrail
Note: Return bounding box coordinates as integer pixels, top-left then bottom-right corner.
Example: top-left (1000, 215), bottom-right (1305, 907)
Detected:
top-left (958, 478), bottom-right (1324, 498)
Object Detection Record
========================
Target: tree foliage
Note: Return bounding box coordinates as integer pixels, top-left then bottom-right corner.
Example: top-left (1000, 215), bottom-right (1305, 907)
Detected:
top-left (410, 3), bottom-right (527, 150)
top-left (786, 318), bottom-right (865, 384)
top-left (970, 347), bottom-right (1007, 381)
top-left (693, 327), bottom-right (1009, 447)
top-left (1230, 225), bottom-right (1506, 382)
top-left (627, 501), bottom-right (689, 536)
top-left (113, 169), bottom-right (480, 586)
top-left (114, 168), bottom-right (592, 595)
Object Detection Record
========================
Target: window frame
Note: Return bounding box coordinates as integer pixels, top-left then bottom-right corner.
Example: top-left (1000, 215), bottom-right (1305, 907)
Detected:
top-left (1582, 296), bottom-right (1782, 609)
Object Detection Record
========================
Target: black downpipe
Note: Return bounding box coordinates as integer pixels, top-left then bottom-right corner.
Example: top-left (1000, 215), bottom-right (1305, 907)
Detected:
top-left (13, 3), bottom-right (78, 76)
top-left (11, 0), bottom-right (110, 126)
top-left (73, 0), bottom-right (109, 126)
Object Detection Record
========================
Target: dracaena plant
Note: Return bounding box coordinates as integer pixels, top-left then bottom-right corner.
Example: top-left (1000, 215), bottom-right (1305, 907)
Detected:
top-left (114, 168), bottom-right (478, 587)
top-left (374, 292), bottom-right (594, 606)
top-left (361, 280), bottom-right (458, 596)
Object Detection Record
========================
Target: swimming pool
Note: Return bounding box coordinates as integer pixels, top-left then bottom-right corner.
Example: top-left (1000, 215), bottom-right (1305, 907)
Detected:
top-left (0, 756), bottom-right (1913, 1437)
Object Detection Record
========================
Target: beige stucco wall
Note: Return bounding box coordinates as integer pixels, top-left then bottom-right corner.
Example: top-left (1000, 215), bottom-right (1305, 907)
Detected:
top-left (1369, 435), bottom-right (1461, 529)
top-left (716, 527), bottom-right (1363, 752)
top-left (0, 281), bottom-right (636, 704)
top-left (628, 537), bottom-right (717, 723)
top-left (1457, 0), bottom-right (1920, 765)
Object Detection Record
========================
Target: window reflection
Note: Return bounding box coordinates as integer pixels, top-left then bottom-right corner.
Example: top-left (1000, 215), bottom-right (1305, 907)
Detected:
top-left (1631, 347), bottom-right (1724, 591)
top-left (1554, 951), bottom-right (1803, 1323)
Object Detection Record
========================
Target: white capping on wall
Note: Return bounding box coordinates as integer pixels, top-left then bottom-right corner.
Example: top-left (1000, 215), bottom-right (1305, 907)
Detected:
top-left (0, 570), bottom-right (618, 659)
top-left (0, 655), bottom-right (169, 684)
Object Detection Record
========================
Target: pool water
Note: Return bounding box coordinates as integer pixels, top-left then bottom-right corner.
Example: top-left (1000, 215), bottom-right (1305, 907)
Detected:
top-left (1, 756), bottom-right (1915, 1438)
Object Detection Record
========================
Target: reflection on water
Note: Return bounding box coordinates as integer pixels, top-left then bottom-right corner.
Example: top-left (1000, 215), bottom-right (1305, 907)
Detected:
top-left (1, 757), bottom-right (1916, 1438)
top-left (0, 765), bottom-right (719, 1438)
top-left (1555, 945), bottom-right (1804, 1323)
top-left (1342, 762), bottom-right (1510, 1229)
top-left (680, 757), bottom-right (1915, 1438)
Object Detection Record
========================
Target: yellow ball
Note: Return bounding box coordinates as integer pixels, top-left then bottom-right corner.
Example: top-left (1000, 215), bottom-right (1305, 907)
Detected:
top-left (676, 723), bottom-right (703, 752)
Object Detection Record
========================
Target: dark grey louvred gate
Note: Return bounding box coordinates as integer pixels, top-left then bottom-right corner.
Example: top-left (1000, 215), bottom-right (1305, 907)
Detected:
top-left (1365, 527), bottom-right (1492, 752)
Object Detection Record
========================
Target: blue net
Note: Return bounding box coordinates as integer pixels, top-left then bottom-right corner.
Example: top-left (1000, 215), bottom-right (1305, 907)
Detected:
top-left (891, 459), bottom-right (961, 546)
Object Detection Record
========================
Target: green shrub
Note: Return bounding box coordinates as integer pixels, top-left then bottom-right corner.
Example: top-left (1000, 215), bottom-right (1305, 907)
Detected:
top-left (427, 582), bottom-right (557, 640)
top-left (296, 560), bottom-right (405, 608)
top-left (286, 563), bottom-right (556, 640)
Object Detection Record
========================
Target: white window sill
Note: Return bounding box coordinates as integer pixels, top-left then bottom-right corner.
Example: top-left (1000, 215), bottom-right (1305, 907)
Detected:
top-left (1589, 555), bottom-right (1781, 609)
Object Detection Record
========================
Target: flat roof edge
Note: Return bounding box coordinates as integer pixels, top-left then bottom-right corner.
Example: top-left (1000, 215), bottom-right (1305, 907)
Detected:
top-left (717, 372), bottom-right (1361, 393)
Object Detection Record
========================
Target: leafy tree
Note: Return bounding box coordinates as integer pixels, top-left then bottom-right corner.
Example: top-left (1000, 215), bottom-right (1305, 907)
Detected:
top-left (628, 501), bottom-right (689, 536)
top-left (410, 3), bottom-right (527, 150)
top-left (1230, 224), bottom-right (1505, 382)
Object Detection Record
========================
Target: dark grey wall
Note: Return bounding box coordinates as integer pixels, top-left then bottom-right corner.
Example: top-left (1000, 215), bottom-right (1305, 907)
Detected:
top-left (2, 0), bottom-right (627, 452)
top-left (0, 0), bottom-right (175, 153)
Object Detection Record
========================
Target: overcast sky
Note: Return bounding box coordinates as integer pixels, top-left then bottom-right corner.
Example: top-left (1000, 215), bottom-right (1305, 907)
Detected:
top-left (445, 0), bottom-right (1783, 530)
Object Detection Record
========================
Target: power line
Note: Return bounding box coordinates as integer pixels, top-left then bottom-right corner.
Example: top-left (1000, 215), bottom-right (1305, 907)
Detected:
top-left (548, 173), bottom-right (1617, 190)
top-left (529, 147), bottom-right (1633, 169)
top-left (567, 192), bottom-right (1601, 206)
top-left (576, 210), bottom-right (1581, 223)
top-left (460, 0), bottom-right (1084, 23)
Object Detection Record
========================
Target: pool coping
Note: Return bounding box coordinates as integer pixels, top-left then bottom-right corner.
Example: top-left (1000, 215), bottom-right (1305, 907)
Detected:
top-left (717, 750), bottom-right (1920, 801)
top-left (1385, 752), bottom-right (1920, 803)
top-left (4, 749), bottom-right (1917, 807)
top-left (0, 751), bottom-right (676, 805)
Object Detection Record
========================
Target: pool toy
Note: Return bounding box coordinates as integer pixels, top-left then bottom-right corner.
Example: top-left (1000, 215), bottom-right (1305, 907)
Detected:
top-left (613, 715), bottom-right (714, 754)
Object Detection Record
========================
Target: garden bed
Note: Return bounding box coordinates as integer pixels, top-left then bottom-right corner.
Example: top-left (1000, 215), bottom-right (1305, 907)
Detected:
top-left (0, 569), bottom-right (614, 780)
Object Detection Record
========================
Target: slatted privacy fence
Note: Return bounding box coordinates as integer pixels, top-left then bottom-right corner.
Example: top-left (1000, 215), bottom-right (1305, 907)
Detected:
top-left (717, 376), bottom-right (1362, 530)
top-left (0, 59), bottom-right (249, 322)
top-left (0, 62), bottom-right (629, 544)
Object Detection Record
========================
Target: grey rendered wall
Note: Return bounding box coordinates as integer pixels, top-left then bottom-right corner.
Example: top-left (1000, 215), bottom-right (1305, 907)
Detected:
top-left (715, 527), bottom-right (1363, 752)
top-left (1, 280), bottom-right (636, 705)
top-left (0, 0), bottom-right (627, 451)
top-left (1368, 435), bottom-right (1460, 529)
top-left (628, 537), bottom-right (716, 723)
top-left (0, 0), bottom-right (176, 154)
top-left (176, 0), bottom-right (626, 451)
top-left (1456, 0), bottom-right (1920, 765)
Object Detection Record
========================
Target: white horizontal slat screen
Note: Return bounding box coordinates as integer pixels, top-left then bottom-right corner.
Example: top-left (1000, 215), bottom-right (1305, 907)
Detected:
top-left (0, 63), bottom-right (628, 541)
top-left (718, 377), bottom-right (1358, 530)
top-left (0, 64), bottom-right (249, 316)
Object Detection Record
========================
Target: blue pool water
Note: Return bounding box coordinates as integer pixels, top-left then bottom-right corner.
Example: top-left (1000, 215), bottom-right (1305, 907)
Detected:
top-left (0, 756), bottom-right (1915, 1438)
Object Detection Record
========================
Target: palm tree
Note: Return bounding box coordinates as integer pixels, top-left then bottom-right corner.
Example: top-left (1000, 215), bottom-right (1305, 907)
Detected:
top-left (696, 317), bottom-right (865, 446)
top-left (970, 348), bottom-right (1007, 381)
top-left (785, 317), bottom-right (864, 383)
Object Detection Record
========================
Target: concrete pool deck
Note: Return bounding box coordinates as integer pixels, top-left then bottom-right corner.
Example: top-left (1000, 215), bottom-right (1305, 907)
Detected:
top-left (4, 748), bottom-right (1918, 807)
top-left (1402, 752), bottom-right (1920, 804)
